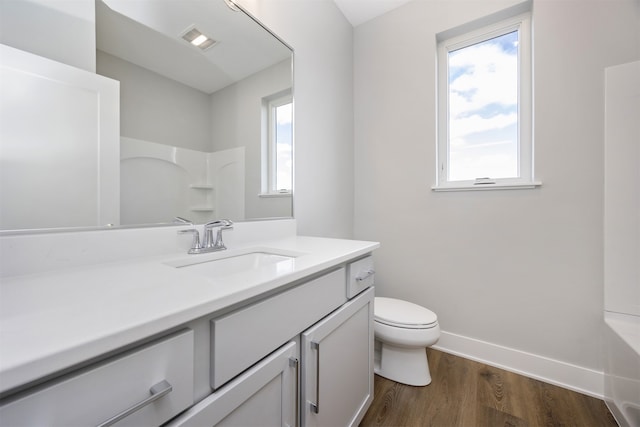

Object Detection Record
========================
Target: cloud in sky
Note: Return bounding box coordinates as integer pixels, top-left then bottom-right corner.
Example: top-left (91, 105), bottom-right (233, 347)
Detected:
top-left (447, 31), bottom-right (519, 181)
top-left (276, 103), bottom-right (292, 126)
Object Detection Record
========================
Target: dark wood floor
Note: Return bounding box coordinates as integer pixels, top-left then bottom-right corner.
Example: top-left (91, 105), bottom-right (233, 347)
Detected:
top-left (360, 348), bottom-right (618, 427)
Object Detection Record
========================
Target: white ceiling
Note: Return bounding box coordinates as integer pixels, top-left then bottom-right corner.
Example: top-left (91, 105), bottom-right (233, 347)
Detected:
top-left (333, 0), bottom-right (413, 27)
top-left (97, 0), bottom-right (291, 94)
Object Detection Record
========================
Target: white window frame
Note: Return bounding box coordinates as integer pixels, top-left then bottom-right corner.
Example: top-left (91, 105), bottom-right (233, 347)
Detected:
top-left (261, 91), bottom-right (293, 197)
top-left (434, 10), bottom-right (540, 191)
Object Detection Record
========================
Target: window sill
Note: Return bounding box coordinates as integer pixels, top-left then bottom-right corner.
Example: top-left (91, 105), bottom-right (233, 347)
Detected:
top-left (259, 191), bottom-right (292, 198)
top-left (431, 181), bottom-right (542, 192)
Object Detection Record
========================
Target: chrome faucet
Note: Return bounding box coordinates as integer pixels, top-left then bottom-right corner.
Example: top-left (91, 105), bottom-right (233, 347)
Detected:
top-left (203, 219), bottom-right (234, 251)
top-left (178, 219), bottom-right (233, 254)
top-left (178, 228), bottom-right (202, 254)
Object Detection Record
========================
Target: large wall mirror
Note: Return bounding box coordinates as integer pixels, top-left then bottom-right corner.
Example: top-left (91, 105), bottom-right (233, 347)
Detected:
top-left (0, 0), bottom-right (293, 233)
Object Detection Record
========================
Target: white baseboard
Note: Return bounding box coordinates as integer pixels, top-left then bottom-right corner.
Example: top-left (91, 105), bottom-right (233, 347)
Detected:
top-left (432, 331), bottom-right (604, 399)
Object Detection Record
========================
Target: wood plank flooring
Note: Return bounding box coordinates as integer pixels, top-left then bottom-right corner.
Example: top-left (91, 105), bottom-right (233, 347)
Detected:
top-left (359, 349), bottom-right (617, 427)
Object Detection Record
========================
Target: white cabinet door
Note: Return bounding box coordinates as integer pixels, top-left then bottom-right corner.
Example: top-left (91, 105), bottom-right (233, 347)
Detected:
top-left (168, 341), bottom-right (297, 427)
top-left (301, 287), bottom-right (374, 427)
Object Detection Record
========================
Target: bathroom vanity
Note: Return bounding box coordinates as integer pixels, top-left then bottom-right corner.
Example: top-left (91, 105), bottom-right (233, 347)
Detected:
top-left (0, 232), bottom-right (378, 426)
top-left (0, 0), bottom-right (378, 424)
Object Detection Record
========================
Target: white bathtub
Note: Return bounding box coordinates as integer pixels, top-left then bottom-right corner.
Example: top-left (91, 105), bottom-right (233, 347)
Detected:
top-left (604, 312), bottom-right (640, 427)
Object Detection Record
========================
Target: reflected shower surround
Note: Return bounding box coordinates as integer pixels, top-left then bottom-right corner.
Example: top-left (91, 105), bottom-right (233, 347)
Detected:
top-left (120, 138), bottom-right (246, 225)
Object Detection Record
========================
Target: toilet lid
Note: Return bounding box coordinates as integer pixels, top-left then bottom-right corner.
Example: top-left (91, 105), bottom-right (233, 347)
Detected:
top-left (374, 297), bottom-right (438, 328)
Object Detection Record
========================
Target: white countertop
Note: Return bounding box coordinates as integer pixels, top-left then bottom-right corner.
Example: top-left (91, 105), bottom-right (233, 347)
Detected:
top-left (0, 235), bottom-right (379, 394)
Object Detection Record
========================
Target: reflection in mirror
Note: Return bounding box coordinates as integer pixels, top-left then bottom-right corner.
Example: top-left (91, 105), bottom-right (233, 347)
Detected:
top-left (0, 0), bottom-right (293, 232)
top-left (99, 0), bottom-right (294, 225)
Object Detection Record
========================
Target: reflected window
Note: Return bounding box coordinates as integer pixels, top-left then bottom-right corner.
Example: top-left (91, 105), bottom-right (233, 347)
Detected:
top-left (262, 91), bottom-right (293, 195)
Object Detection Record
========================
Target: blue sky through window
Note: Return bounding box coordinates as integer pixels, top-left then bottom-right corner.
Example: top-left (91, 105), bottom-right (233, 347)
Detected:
top-left (275, 102), bottom-right (292, 191)
top-left (448, 30), bottom-right (519, 181)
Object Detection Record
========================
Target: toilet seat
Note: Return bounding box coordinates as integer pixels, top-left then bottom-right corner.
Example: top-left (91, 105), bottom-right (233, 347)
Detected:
top-left (375, 297), bottom-right (438, 329)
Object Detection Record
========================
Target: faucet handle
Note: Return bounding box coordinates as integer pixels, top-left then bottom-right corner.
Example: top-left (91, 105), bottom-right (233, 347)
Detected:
top-left (178, 229), bottom-right (201, 254)
top-left (203, 220), bottom-right (233, 248)
top-left (173, 217), bottom-right (193, 225)
top-left (201, 219), bottom-right (233, 250)
top-left (204, 219), bottom-right (234, 229)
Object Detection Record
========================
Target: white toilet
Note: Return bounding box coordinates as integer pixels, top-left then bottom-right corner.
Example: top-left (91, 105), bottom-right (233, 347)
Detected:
top-left (374, 297), bottom-right (440, 386)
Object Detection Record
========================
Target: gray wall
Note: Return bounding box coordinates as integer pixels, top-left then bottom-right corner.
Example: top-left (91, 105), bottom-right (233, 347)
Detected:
top-left (97, 50), bottom-right (213, 152)
top-left (353, 0), bottom-right (639, 377)
top-left (210, 59), bottom-right (292, 219)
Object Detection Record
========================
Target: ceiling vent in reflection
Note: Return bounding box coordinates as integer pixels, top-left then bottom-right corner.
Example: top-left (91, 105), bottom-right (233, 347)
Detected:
top-left (181, 27), bottom-right (218, 51)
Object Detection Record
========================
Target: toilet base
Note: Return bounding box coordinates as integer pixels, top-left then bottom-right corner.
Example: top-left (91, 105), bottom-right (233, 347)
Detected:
top-left (374, 340), bottom-right (432, 386)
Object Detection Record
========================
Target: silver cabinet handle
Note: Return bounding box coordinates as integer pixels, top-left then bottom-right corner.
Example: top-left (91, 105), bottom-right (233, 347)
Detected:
top-left (355, 269), bottom-right (375, 282)
top-left (310, 341), bottom-right (320, 414)
top-left (97, 380), bottom-right (173, 427)
top-left (289, 357), bottom-right (299, 427)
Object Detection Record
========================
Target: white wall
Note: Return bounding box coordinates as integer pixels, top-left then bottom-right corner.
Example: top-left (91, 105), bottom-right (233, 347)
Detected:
top-left (0, 0), bottom-right (96, 72)
top-left (247, 0), bottom-right (355, 238)
top-left (353, 0), bottom-right (640, 394)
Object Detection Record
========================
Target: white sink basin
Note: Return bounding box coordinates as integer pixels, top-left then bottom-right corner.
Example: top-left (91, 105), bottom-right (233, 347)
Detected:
top-left (165, 248), bottom-right (301, 278)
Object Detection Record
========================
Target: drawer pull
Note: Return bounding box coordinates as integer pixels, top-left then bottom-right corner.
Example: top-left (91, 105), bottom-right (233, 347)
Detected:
top-left (290, 357), bottom-right (300, 427)
top-left (310, 341), bottom-right (320, 414)
top-left (355, 270), bottom-right (375, 282)
top-left (97, 380), bottom-right (173, 427)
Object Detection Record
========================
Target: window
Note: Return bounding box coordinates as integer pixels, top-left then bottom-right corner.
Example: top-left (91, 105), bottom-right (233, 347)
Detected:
top-left (262, 91), bottom-right (293, 195)
top-left (435, 8), bottom-right (538, 191)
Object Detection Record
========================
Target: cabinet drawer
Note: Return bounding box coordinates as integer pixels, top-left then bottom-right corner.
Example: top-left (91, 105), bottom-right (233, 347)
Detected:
top-left (347, 256), bottom-right (375, 298)
top-left (0, 329), bottom-right (194, 427)
top-left (211, 268), bottom-right (346, 389)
